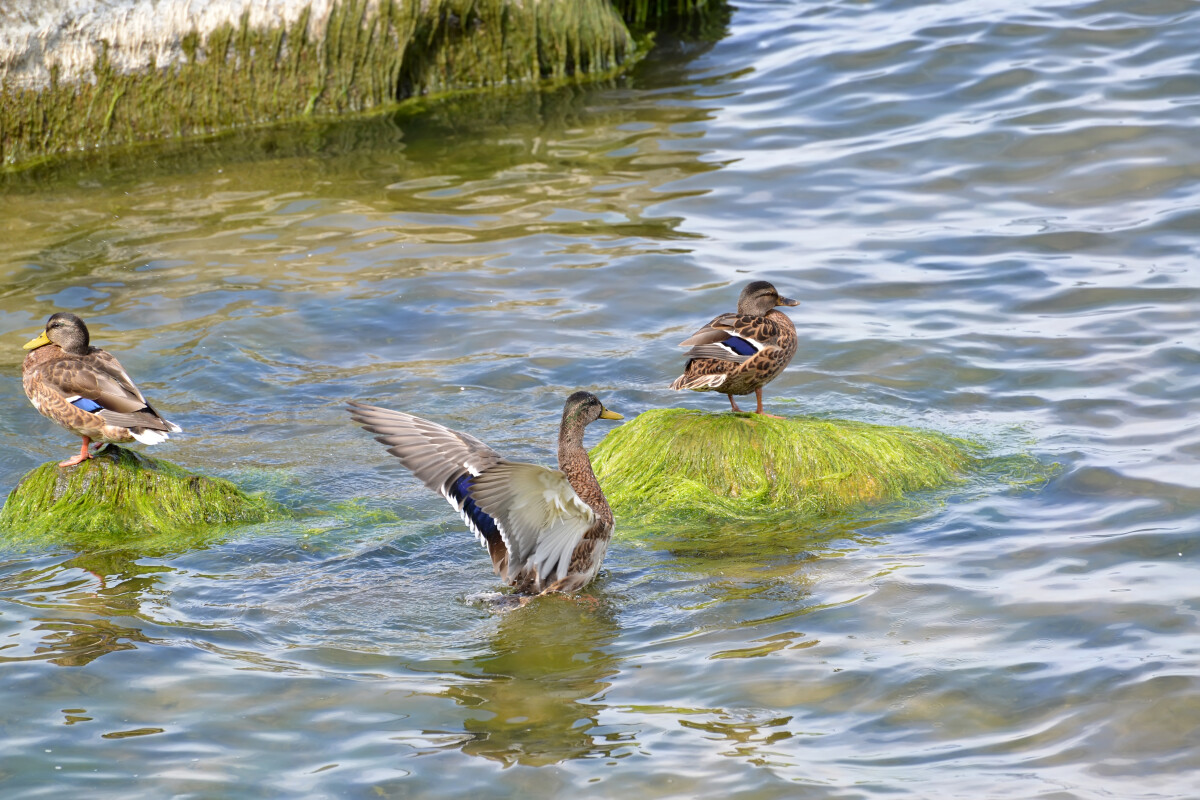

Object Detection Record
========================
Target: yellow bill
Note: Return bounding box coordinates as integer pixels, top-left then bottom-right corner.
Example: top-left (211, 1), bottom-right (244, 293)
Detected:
top-left (23, 331), bottom-right (50, 350)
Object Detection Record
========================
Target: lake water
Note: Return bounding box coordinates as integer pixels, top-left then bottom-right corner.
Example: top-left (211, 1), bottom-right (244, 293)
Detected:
top-left (2, 0), bottom-right (1199, 797)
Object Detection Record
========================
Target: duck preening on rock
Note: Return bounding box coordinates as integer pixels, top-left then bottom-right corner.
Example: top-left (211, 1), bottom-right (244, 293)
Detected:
top-left (348, 391), bottom-right (623, 595)
top-left (22, 313), bottom-right (181, 467)
top-left (670, 281), bottom-right (800, 416)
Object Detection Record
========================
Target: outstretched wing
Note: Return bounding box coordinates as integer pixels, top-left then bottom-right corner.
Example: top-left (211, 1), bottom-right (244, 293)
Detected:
top-left (347, 402), bottom-right (594, 587)
top-left (468, 463), bottom-right (595, 586)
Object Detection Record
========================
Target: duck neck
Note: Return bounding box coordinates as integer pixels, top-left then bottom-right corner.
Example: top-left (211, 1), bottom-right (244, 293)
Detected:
top-left (558, 420), bottom-right (610, 520)
top-left (767, 308), bottom-right (796, 332)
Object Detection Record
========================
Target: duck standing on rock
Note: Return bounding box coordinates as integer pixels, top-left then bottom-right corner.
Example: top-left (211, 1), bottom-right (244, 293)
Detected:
top-left (348, 391), bottom-right (623, 595)
top-left (670, 280), bottom-right (800, 416)
top-left (22, 312), bottom-right (181, 467)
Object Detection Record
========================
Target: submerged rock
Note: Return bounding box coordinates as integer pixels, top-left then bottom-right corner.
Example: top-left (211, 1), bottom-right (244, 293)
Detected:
top-left (589, 408), bottom-right (980, 522)
top-left (0, 444), bottom-right (283, 541)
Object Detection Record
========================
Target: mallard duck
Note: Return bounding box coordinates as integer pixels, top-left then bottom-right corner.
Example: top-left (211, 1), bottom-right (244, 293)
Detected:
top-left (669, 280), bottom-right (800, 416)
top-left (348, 391), bottom-right (623, 595)
top-left (22, 312), bottom-right (181, 467)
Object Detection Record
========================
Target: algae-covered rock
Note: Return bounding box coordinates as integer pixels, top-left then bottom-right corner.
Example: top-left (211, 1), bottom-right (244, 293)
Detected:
top-left (1, 0), bottom-right (726, 168)
top-left (590, 409), bottom-right (980, 522)
top-left (0, 444), bottom-right (283, 541)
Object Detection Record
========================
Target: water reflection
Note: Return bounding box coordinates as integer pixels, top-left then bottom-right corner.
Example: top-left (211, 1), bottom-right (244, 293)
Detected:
top-left (679, 709), bottom-right (796, 768)
top-left (647, 517), bottom-right (851, 562)
top-left (441, 596), bottom-right (626, 766)
top-left (0, 84), bottom-right (718, 303)
top-left (0, 550), bottom-right (164, 667)
top-left (21, 616), bottom-right (148, 667)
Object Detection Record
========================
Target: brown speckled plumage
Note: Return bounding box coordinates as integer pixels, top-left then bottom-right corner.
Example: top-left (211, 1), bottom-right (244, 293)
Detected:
top-left (348, 391), bottom-right (622, 595)
top-left (22, 313), bottom-right (180, 467)
top-left (670, 281), bottom-right (800, 415)
top-left (545, 398), bottom-right (617, 594)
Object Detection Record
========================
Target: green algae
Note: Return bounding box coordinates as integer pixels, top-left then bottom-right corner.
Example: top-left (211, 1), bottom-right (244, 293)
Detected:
top-left (0, 444), bottom-right (285, 547)
top-left (0, 0), bottom-right (725, 168)
top-left (613, 0), bottom-right (730, 38)
top-left (590, 408), bottom-right (983, 524)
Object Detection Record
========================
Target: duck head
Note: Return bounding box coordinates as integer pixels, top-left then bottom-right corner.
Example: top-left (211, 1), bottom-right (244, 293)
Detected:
top-left (24, 312), bottom-right (91, 355)
top-left (737, 281), bottom-right (799, 316)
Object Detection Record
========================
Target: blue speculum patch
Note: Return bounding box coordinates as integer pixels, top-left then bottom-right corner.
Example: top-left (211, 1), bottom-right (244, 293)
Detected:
top-left (723, 336), bottom-right (757, 356)
top-left (70, 397), bottom-right (104, 413)
top-left (448, 473), bottom-right (502, 542)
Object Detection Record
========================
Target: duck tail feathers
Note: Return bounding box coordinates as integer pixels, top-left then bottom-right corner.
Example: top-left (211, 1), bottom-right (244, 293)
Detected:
top-left (130, 427), bottom-right (173, 445)
top-left (670, 373), bottom-right (727, 391)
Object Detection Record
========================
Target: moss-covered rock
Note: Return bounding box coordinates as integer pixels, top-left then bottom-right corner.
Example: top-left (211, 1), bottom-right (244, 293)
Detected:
top-left (0, 444), bottom-right (284, 543)
top-left (1, 0), bottom-right (726, 168)
top-left (590, 408), bottom-right (980, 523)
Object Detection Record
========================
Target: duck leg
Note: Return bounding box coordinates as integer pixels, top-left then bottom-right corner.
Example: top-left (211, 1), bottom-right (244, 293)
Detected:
top-left (727, 394), bottom-right (743, 413)
top-left (59, 436), bottom-right (93, 468)
top-left (754, 387), bottom-right (784, 418)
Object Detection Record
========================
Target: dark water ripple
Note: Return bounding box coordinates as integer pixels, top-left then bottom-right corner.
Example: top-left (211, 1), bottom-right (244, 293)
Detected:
top-left (3, 0), bottom-right (1200, 797)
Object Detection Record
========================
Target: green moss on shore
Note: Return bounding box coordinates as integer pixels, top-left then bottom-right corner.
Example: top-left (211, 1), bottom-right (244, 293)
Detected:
top-left (1, 0), bottom-right (725, 168)
top-left (0, 444), bottom-right (284, 546)
top-left (590, 409), bottom-right (981, 523)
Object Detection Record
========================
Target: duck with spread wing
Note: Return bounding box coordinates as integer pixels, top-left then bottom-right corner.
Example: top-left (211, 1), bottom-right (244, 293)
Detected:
top-left (348, 391), bottom-right (622, 594)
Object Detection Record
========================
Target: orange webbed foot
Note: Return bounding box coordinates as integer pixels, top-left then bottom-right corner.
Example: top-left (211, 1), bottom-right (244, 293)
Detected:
top-left (58, 437), bottom-right (93, 467)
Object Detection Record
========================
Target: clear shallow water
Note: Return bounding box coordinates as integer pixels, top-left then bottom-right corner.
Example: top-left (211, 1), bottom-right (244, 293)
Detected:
top-left (2, 0), bottom-right (1199, 796)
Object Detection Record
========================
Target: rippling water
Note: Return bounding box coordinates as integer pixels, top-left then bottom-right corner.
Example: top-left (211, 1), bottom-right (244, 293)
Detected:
top-left (2, 1), bottom-right (1199, 797)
